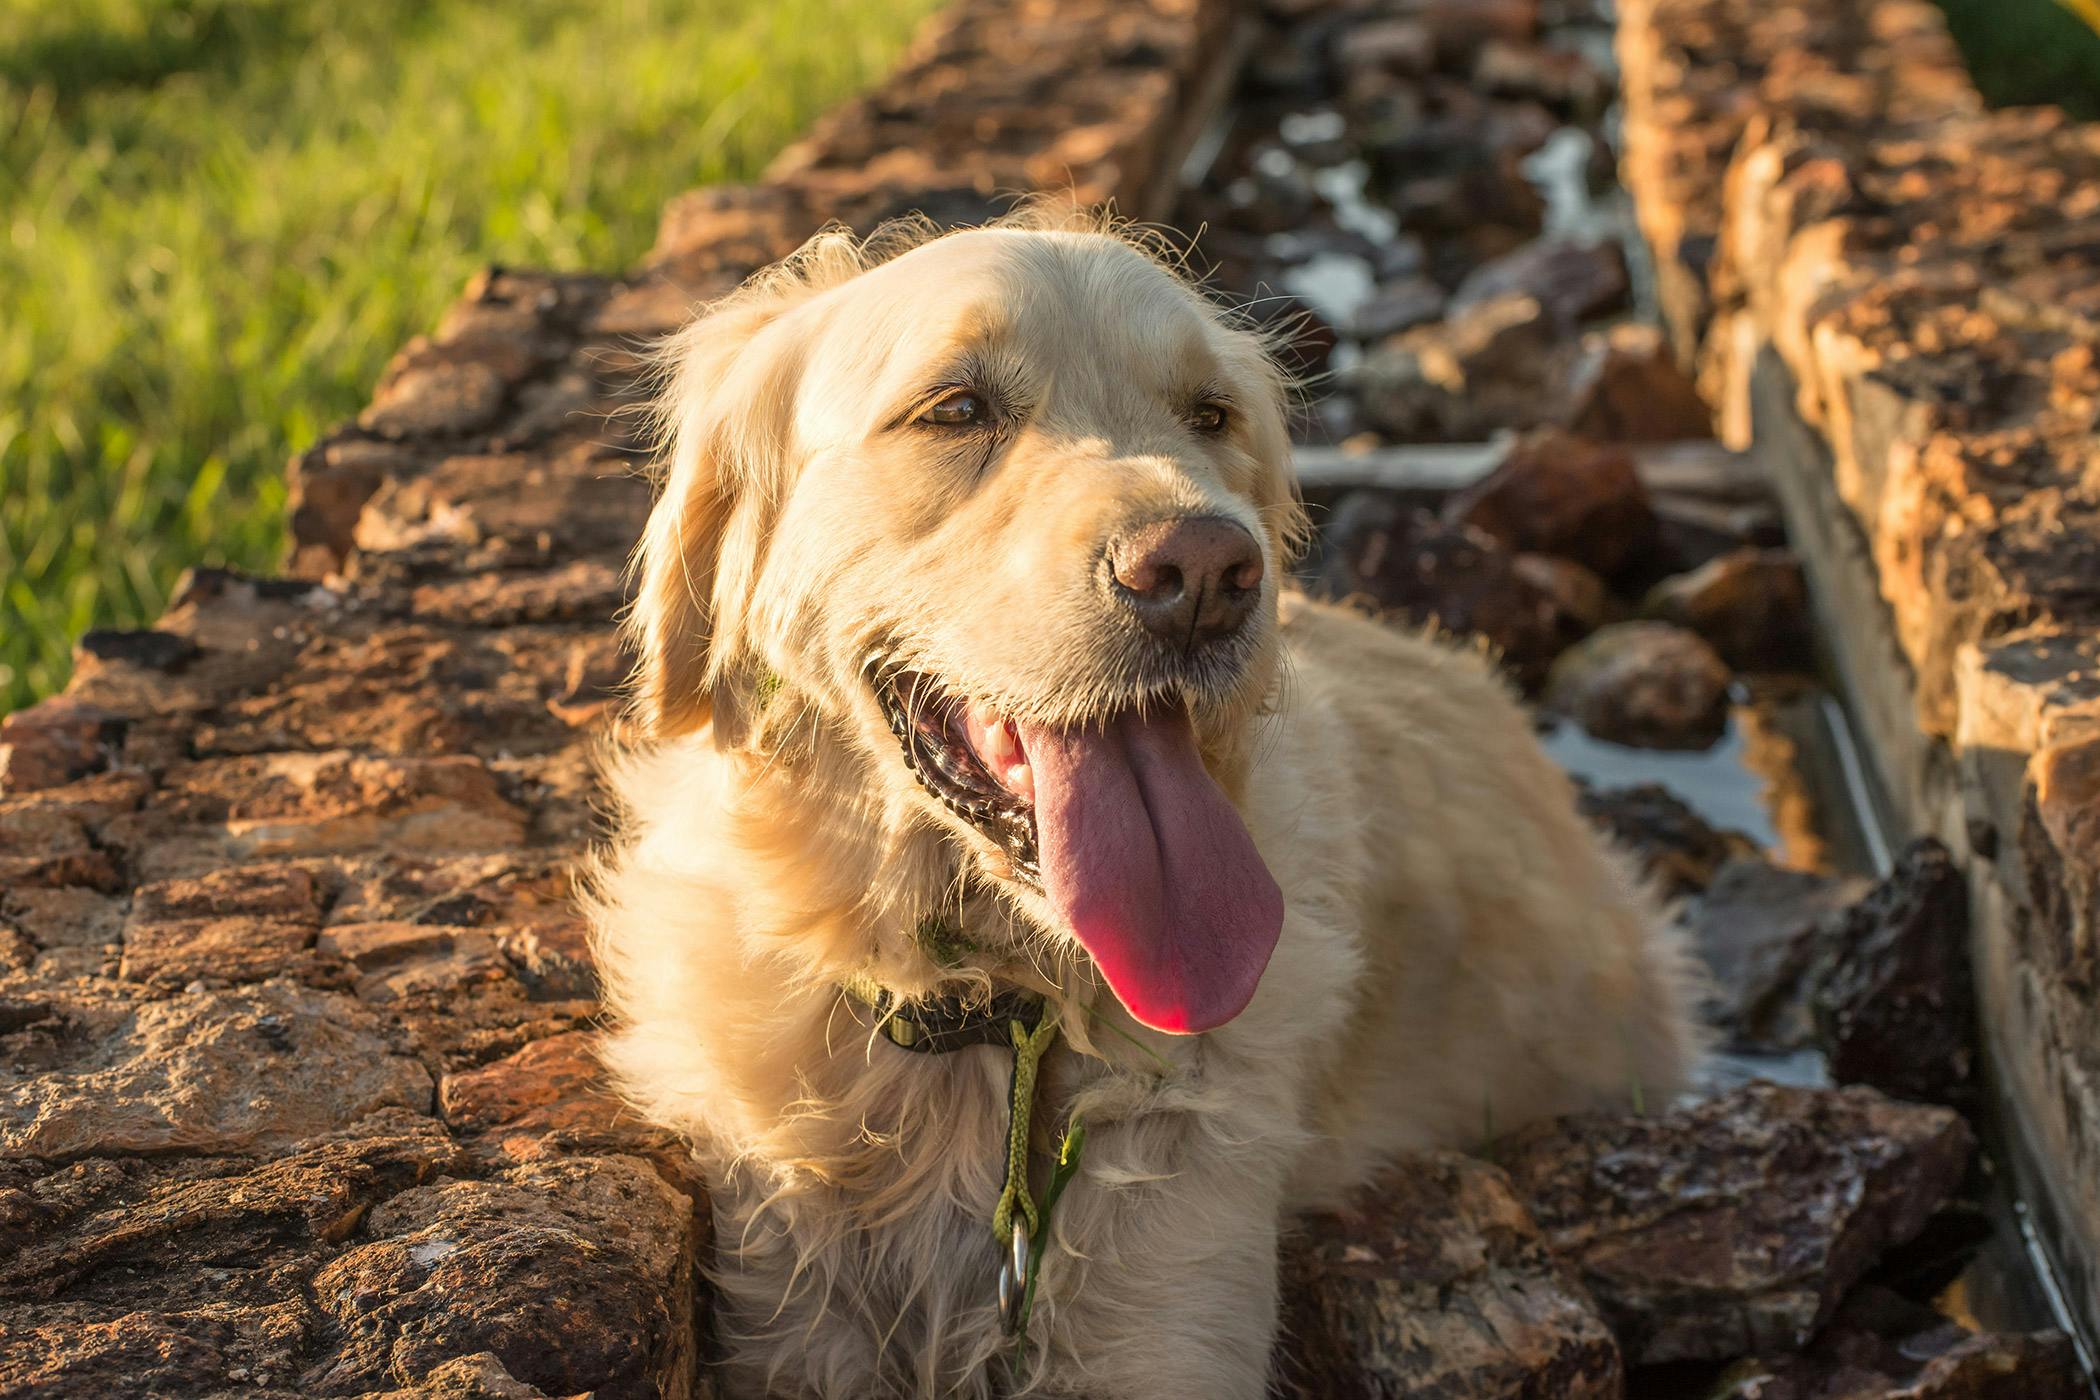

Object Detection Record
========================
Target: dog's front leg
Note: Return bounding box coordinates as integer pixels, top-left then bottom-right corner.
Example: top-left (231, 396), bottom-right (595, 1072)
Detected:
top-left (1026, 1109), bottom-right (1291, 1400)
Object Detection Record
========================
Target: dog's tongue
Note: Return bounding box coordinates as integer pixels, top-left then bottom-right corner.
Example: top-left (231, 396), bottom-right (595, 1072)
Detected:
top-left (1017, 709), bottom-right (1283, 1033)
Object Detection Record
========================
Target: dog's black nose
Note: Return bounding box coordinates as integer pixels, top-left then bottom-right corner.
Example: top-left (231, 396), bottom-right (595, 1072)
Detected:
top-left (1108, 515), bottom-right (1264, 646)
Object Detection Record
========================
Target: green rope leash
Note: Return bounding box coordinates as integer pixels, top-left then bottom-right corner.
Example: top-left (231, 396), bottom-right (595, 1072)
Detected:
top-left (992, 1007), bottom-right (1062, 1245)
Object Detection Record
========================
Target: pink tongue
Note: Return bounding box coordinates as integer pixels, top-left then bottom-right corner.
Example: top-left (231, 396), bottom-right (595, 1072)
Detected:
top-left (1018, 709), bottom-right (1284, 1033)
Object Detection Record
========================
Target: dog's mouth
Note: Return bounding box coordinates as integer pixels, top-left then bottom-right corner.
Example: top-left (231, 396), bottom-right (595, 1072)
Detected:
top-left (868, 658), bottom-right (1287, 1034)
top-left (875, 668), bottom-right (1042, 883)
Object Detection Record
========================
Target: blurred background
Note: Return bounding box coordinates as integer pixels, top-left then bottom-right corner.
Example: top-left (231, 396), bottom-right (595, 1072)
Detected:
top-left (0, 0), bottom-right (937, 711)
top-left (0, 0), bottom-right (2092, 715)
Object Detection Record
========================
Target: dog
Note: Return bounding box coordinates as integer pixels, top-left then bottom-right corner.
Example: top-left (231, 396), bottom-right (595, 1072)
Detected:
top-left (586, 209), bottom-right (1700, 1399)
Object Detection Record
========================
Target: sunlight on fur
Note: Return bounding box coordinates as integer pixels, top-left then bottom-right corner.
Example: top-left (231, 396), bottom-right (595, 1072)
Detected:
top-left (585, 204), bottom-right (1703, 1398)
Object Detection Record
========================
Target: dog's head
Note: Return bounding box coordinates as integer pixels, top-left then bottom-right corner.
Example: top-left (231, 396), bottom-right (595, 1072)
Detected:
top-left (629, 213), bottom-right (1307, 1034)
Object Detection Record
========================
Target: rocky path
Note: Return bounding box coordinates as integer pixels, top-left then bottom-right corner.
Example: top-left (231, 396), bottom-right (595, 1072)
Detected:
top-left (0, 0), bottom-right (2092, 1396)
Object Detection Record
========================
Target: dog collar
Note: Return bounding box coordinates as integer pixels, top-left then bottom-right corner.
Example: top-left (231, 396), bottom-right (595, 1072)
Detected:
top-left (841, 976), bottom-right (1044, 1054)
top-left (839, 975), bottom-right (1085, 1351)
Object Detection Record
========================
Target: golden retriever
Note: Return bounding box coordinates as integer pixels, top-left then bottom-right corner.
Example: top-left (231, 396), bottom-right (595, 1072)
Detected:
top-left (587, 209), bottom-right (1699, 1399)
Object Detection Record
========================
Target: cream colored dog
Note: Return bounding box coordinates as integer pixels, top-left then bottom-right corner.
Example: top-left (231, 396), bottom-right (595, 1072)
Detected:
top-left (588, 211), bottom-right (1698, 1399)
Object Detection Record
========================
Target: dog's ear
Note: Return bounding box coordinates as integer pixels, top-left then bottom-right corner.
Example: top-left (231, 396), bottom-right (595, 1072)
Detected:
top-left (628, 298), bottom-right (797, 739)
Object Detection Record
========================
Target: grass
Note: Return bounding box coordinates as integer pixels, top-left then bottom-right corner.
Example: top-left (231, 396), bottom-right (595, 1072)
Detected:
top-left (0, 0), bottom-right (940, 712)
top-left (1935, 0), bottom-right (2100, 118)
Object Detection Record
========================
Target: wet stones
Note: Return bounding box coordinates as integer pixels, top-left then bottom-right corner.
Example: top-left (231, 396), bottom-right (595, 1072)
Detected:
top-left (1276, 1151), bottom-right (1623, 1399)
top-left (1446, 430), bottom-right (1658, 580)
top-left (1317, 500), bottom-right (1590, 690)
top-left (1709, 1286), bottom-right (2085, 1400)
top-left (1573, 780), bottom-right (1760, 897)
top-left (1351, 293), bottom-right (1564, 440)
top-left (1815, 839), bottom-right (1978, 1110)
top-left (1643, 548), bottom-right (1814, 673)
top-left (1497, 1083), bottom-right (1974, 1366)
top-left (1545, 621), bottom-right (1732, 750)
top-left (1447, 236), bottom-right (1629, 333)
top-left (1562, 323), bottom-right (1715, 443)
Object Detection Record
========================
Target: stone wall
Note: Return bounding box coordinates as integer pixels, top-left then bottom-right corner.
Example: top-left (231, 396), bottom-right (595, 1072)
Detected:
top-left (0, 2), bottom-right (1240, 1394)
top-left (1618, 0), bottom-right (2100, 1351)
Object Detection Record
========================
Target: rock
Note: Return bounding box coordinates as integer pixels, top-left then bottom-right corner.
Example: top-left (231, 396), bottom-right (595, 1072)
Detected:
top-left (1545, 622), bottom-right (1732, 750)
top-left (1573, 780), bottom-right (1760, 898)
top-left (1497, 1083), bottom-right (1974, 1366)
top-left (1333, 18), bottom-right (1435, 79)
top-left (1561, 323), bottom-right (1714, 443)
top-left (364, 1353), bottom-right (557, 1399)
top-left (1350, 293), bottom-right (1564, 440)
top-left (0, 1110), bottom-right (461, 1298)
top-left (0, 699), bottom-right (120, 794)
top-left (304, 1154), bottom-right (702, 1399)
top-left (1449, 237), bottom-right (1630, 332)
top-left (360, 361), bottom-right (508, 439)
top-left (1275, 1151), bottom-right (1622, 1400)
top-left (119, 863), bottom-right (328, 986)
top-left (1471, 40), bottom-right (1609, 116)
top-left (317, 922), bottom-right (512, 1005)
top-left (1642, 548), bottom-right (1815, 673)
top-left (1394, 0), bottom-right (1537, 58)
top-left (1445, 430), bottom-right (1658, 580)
top-left (1510, 553), bottom-right (1614, 633)
top-left (1711, 1286), bottom-right (2084, 1399)
top-left (1816, 839), bottom-right (1978, 1110)
top-left (1319, 499), bottom-right (1589, 689)
top-left (73, 628), bottom-right (201, 672)
top-left (1345, 276), bottom-right (1447, 342)
top-left (1695, 857), bottom-right (1872, 1051)
top-left (0, 981), bottom-right (432, 1158)
top-left (438, 1032), bottom-right (619, 1142)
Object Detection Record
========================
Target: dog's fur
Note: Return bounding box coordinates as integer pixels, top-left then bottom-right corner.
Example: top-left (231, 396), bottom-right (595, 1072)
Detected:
top-left (587, 210), bottom-right (1700, 1399)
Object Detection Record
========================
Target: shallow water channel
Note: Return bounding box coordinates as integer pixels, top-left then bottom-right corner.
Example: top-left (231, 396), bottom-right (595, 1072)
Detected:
top-left (1173, 0), bottom-right (2100, 1384)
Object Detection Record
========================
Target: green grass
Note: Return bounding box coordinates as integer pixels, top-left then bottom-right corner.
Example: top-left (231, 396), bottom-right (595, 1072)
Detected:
top-left (0, 0), bottom-right (939, 712)
top-left (1935, 0), bottom-right (2100, 118)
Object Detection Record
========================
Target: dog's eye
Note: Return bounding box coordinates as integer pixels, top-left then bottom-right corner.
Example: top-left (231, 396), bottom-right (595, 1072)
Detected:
top-left (1190, 401), bottom-right (1229, 434)
top-left (924, 389), bottom-right (987, 427)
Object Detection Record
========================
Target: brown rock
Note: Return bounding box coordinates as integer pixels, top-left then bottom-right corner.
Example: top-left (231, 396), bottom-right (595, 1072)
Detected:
top-left (1711, 1286), bottom-right (2084, 1400)
top-left (305, 1154), bottom-right (702, 1399)
top-left (1275, 1151), bottom-right (1622, 1399)
top-left (1, 1110), bottom-right (461, 1297)
top-left (317, 922), bottom-right (511, 1004)
top-left (1346, 276), bottom-right (1447, 342)
top-left (1545, 622), bottom-right (1732, 750)
top-left (0, 1300), bottom-right (314, 1400)
top-left (1449, 238), bottom-right (1629, 333)
top-left (0, 698), bottom-right (119, 794)
top-left (1573, 780), bottom-right (1760, 898)
top-left (1815, 839), bottom-right (1978, 1110)
top-left (1497, 1083), bottom-right (1974, 1365)
top-left (1511, 553), bottom-right (1614, 634)
top-left (1695, 857), bottom-right (1872, 1051)
top-left (363, 1352), bottom-right (556, 1399)
top-left (1321, 500), bottom-right (1589, 690)
top-left (119, 863), bottom-right (327, 986)
top-left (1561, 323), bottom-right (1714, 443)
top-left (360, 361), bottom-right (508, 439)
top-left (129, 751), bottom-right (530, 880)
top-left (1333, 17), bottom-right (1435, 79)
top-left (1351, 294), bottom-right (1564, 441)
top-left (439, 1032), bottom-right (618, 1141)
top-left (1446, 430), bottom-right (1658, 580)
top-left (1471, 40), bottom-right (1609, 115)
top-left (1, 981), bottom-right (432, 1158)
top-left (1642, 548), bottom-right (1815, 673)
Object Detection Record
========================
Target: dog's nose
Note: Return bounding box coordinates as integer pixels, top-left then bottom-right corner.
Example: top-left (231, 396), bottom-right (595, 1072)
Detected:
top-left (1108, 515), bottom-right (1265, 645)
